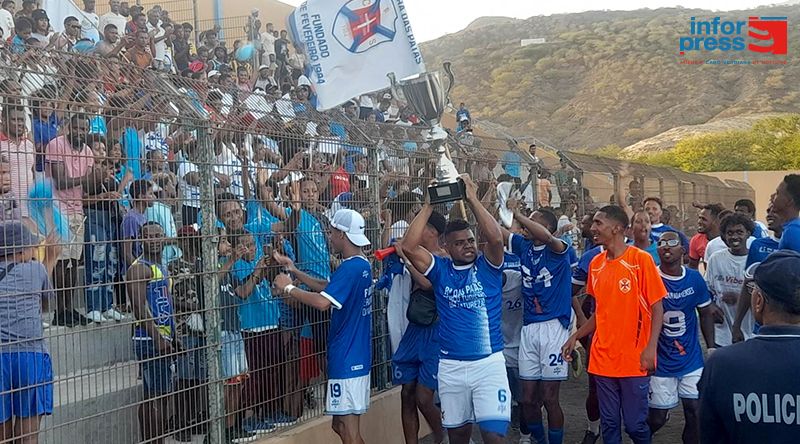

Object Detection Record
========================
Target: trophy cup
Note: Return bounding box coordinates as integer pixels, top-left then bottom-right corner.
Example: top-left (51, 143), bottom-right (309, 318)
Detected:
top-left (388, 63), bottom-right (464, 204)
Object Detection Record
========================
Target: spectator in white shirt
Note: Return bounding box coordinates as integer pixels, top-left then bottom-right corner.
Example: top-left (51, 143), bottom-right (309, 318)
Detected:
top-left (0, 0), bottom-right (14, 37)
top-left (260, 22), bottom-right (276, 64)
top-left (29, 9), bottom-right (52, 46)
top-left (99, 0), bottom-right (127, 41)
top-left (81, 0), bottom-right (100, 43)
top-left (146, 8), bottom-right (169, 70)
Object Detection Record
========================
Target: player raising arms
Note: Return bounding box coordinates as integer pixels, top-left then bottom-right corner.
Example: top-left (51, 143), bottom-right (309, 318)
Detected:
top-left (501, 199), bottom-right (577, 444)
top-left (402, 174), bottom-right (510, 444)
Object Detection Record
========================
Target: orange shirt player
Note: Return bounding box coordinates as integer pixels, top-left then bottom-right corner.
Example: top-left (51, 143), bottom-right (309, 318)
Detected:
top-left (562, 205), bottom-right (666, 444)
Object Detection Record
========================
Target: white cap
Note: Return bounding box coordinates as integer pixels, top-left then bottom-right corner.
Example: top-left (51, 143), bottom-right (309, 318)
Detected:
top-left (459, 114), bottom-right (469, 122)
top-left (258, 64), bottom-right (269, 71)
top-left (297, 75), bottom-right (312, 87)
top-left (207, 70), bottom-right (221, 78)
top-left (331, 209), bottom-right (370, 247)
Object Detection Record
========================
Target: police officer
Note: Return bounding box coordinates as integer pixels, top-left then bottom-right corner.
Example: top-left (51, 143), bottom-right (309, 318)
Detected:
top-left (698, 250), bottom-right (800, 443)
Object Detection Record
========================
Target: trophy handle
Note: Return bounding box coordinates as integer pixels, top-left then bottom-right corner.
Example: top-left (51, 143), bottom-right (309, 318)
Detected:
top-left (442, 62), bottom-right (455, 108)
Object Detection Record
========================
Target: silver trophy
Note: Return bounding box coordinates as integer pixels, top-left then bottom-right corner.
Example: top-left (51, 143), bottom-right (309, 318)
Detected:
top-left (388, 63), bottom-right (464, 204)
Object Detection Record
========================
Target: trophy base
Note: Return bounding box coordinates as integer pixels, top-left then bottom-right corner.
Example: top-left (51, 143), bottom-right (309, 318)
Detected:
top-left (428, 179), bottom-right (465, 204)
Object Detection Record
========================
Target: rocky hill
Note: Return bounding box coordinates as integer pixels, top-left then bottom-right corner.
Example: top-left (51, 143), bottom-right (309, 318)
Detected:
top-left (420, 6), bottom-right (800, 151)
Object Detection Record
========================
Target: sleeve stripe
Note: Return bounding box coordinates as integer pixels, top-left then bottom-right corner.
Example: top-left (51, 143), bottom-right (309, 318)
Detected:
top-left (697, 300), bottom-right (712, 309)
top-left (320, 291), bottom-right (343, 310)
top-left (571, 278), bottom-right (586, 286)
top-left (423, 252), bottom-right (436, 277)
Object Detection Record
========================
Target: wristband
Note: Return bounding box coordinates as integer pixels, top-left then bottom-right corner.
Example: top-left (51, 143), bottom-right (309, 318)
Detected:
top-left (284, 284), bottom-right (296, 296)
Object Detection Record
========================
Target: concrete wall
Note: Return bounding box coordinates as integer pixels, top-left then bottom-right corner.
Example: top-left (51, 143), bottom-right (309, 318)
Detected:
top-left (258, 387), bottom-right (432, 444)
top-left (701, 170), bottom-right (800, 220)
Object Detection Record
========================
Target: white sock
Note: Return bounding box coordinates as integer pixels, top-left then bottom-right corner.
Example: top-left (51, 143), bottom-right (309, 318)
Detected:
top-left (588, 419), bottom-right (600, 434)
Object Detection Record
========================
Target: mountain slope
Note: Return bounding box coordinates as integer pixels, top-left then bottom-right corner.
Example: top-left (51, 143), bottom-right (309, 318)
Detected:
top-left (421, 6), bottom-right (800, 151)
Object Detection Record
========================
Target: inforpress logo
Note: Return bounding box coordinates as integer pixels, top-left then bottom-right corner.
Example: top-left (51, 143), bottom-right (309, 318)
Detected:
top-left (679, 16), bottom-right (788, 60)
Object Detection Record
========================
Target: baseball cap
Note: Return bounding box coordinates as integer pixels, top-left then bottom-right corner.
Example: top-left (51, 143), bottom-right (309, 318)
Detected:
top-left (258, 64), bottom-right (269, 71)
top-left (331, 209), bottom-right (370, 247)
top-left (427, 211), bottom-right (447, 234)
top-left (207, 70), bottom-right (221, 78)
top-left (0, 221), bottom-right (41, 257)
top-left (753, 250), bottom-right (800, 309)
top-left (297, 75), bottom-right (312, 87)
top-left (381, 92), bottom-right (392, 100)
top-left (31, 9), bottom-right (48, 21)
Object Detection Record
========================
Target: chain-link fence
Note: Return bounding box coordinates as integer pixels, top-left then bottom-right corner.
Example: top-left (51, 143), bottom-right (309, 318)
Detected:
top-left (0, 38), bottom-right (757, 444)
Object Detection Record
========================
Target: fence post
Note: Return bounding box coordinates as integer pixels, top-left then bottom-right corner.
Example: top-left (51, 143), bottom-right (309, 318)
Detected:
top-left (197, 124), bottom-right (225, 444)
top-left (192, 0), bottom-right (200, 44)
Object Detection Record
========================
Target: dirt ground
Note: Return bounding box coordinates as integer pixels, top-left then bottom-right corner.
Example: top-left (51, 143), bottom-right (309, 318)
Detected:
top-left (420, 372), bottom-right (687, 444)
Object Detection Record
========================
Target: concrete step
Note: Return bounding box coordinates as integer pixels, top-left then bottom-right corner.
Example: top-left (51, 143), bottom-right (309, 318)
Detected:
top-left (45, 316), bottom-right (136, 377)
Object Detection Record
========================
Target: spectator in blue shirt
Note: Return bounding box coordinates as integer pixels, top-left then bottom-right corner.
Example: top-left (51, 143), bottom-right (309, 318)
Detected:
top-left (772, 174), bottom-right (800, 252)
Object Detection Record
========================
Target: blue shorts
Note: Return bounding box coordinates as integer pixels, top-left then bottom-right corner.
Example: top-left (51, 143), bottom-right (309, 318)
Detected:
top-left (220, 330), bottom-right (248, 382)
top-left (0, 352), bottom-right (53, 421)
top-left (133, 340), bottom-right (175, 397)
top-left (177, 335), bottom-right (207, 381)
top-left (392, 323), bottom-right (439, 391)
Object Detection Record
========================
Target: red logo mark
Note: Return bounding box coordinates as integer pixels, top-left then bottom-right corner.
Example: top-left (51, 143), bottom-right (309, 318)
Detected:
top-left (748, 16), bottom-right (788, 55)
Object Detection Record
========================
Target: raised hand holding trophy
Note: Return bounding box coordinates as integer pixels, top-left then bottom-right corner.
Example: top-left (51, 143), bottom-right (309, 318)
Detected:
top-left (388, 62), bottom-right (465, 205)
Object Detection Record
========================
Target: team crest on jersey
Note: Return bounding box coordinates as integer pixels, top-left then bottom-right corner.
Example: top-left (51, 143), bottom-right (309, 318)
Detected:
top-left (619, 278), bottom-right (632, 293)
top-left (332, 0), bottom-right (398, 54)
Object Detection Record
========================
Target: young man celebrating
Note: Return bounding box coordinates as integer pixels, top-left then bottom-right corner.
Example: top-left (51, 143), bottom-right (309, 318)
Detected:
top-left (273, 209), bottom-right (373, 444)
top-left (705, 213), bottom-right (754, 347)
top-left (402, 174), bottom-right (510, 444)
top-left (688, 204), bottom-right (724, 270)
top-left (502, 202), bottom-right (577, 444)
top-left (649, 231), bottom-right (716, 444)
top-left (562, 205), bottom-right (666, 444)
top-left (643, 197), bottom-right (688, 248)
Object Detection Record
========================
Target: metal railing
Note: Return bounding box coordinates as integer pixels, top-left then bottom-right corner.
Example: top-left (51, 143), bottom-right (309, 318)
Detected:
top-left (0, 41), bottom-right (756, 444)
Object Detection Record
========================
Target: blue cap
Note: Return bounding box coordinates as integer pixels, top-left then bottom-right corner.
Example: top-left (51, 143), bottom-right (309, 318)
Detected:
top-left (754, 250), bottom-right (800, 309)
top-left (0, 221), bottom-right (41, 256)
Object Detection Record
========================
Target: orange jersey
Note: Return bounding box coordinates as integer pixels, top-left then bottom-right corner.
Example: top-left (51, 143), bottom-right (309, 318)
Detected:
top-left (587, 246), bottom-right (666, 377)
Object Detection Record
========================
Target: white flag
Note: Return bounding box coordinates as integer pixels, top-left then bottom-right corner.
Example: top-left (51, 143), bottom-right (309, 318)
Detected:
top-left (288, 0), bottom-right (426, 111)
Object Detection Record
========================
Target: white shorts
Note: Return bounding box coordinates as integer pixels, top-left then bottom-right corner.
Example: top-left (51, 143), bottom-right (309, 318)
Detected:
top-left (325, 374), bottom-right (370, 416)
top-left (649, 367), bottom-right (703, 409)
top-left (438, 352), bottom-right (511, 428)
top-left (519, 319), bottom-right (571, 381)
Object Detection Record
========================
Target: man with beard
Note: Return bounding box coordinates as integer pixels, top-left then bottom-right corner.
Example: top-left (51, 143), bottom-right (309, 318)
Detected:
top-left (46, 114), bottom-right (103, 327)
top-left (688, 204), bottom-right (724, 270)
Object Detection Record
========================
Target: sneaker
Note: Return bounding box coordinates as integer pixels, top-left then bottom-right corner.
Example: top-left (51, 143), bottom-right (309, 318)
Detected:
top-left (71, 309), bottom-right (90, 325)
top-left (226, 427), bottom-right (258, 443)
top-left (518, 433), bottom-right (532, 444)
top-left (53, 309), bottom-right (77, 327)
top-left (242, 417), bottom-right (276, 434)
top-left (86, 310), bottom-right (108, 323)
top-left (103, 308), bottom-right (125, 322)
top-left (581, 430), bottom-right (600, 444)
top-left (267, 412), bottom-right (298, 427)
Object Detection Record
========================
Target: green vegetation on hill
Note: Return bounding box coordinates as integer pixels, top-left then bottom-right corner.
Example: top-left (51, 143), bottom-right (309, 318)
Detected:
top-left (421, 7), bottom-right (800, 152)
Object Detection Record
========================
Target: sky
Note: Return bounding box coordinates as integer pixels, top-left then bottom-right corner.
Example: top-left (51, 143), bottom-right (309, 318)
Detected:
top-left (280, 0), bottom-right (774, 42)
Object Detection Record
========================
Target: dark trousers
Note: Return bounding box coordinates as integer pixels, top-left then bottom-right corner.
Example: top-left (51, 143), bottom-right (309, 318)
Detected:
top-left (242, 329), bottom-right (283, 415)
top-left (594, 375), bottom-right (651, 444)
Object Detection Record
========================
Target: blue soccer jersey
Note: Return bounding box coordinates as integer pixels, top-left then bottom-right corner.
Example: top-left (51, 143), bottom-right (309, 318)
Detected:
top-left (297, 209), bottom-right (331, 280)
top-left (502, 252), bottom-right (521, 272)
top-left (779, 218), bottom-right (800, 252)
top-left (320, 255), bottom-right (373, 380)
top-left (572, 246), bottom-right (603, 287)
top-left (746, 236), bottom-right (780, 268)
top-left (656, 267), bottom-right (711, 377)
top-left (509, 233), bottom-right (575, 328)
top-left (424, 254), bottom-right (504, 361)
